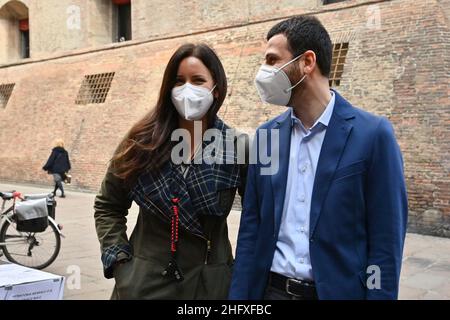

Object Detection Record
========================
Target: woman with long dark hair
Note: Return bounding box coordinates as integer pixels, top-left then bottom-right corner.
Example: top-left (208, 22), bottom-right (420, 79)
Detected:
top-left (94, 43), bottom-right (248, 299)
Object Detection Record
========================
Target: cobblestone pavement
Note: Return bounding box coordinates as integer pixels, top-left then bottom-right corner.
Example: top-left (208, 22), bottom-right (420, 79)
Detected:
top-left (1, 182), bottom-right (449, 300)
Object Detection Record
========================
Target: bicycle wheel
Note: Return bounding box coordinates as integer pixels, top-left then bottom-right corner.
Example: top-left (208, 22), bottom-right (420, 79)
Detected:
top-left (0, 218), bottom-right (61, 269)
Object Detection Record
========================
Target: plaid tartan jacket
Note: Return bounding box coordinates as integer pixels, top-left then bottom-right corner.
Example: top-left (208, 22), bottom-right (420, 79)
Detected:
top-left (129, 118), bottom-right (243, 237)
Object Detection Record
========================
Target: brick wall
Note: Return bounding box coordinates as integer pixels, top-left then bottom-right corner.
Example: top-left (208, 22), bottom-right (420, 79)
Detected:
top-left (0, 0), bottom-right (448, 236)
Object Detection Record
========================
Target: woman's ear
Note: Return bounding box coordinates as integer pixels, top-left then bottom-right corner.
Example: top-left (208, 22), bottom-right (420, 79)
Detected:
top-left (213, 88), bottom-right (219, 99)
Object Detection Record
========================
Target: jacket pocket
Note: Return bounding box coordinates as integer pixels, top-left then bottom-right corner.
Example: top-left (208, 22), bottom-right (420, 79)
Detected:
top-left (113, 258), bottom-right (135, 299)
top-left (199, 263), bottom-right (233, 299)
top-left (333, 160), bottom-right (367, 182)
top-left (113, 255), bottom-right (167, 299)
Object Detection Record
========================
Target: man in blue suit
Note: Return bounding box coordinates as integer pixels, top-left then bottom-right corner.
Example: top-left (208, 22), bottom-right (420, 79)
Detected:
top-left (229, 15), bottom-right (408, 300)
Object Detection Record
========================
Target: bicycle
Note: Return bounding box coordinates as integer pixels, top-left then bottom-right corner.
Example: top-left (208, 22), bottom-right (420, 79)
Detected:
top-left (0, 191), bottom-right (64, 269)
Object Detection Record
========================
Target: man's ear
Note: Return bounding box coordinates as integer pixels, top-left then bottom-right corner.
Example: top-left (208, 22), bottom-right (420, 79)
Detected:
top-left (302, 50), bottom-right (317, 75)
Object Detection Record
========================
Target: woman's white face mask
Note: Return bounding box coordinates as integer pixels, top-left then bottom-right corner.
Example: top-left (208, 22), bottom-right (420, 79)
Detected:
top-left (171, 83), bottom-right (216, 121)
top-left (254, 53), bottom-right (306, 106)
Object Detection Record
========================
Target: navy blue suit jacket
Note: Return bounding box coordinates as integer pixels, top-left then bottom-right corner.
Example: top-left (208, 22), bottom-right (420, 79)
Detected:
top-left (229, 91), bottom-right (408, 300)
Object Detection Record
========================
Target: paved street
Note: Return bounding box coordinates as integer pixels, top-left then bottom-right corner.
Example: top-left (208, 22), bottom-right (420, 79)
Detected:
top-left (1, 182), bottom-right (449, 300)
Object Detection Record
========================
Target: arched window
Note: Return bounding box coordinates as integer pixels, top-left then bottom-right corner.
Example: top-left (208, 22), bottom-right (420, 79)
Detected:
top-left (0, 0), bottom-right (30, 62)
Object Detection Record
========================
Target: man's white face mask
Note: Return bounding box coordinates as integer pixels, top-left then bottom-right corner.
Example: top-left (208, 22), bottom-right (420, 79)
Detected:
top-left (254, 53), bottom-right (306, 106)
top-left (171, 83), bottom-right (216, 121)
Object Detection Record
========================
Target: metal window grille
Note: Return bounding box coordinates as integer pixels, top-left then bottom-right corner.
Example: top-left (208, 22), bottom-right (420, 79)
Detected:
top-left (75, 72), bottom-right (115, 105)
top-left (329, 42), bottom-right (349, 87)
top-left (0, 83), bottom-right (15, 108)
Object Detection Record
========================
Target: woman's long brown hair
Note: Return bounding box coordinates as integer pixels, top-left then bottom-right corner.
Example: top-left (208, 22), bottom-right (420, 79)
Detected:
top-left (110, 44), bottom-right (228, 185)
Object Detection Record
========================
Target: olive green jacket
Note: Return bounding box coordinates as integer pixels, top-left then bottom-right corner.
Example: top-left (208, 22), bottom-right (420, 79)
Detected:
top-left (94, 137), bottom-right (248, 300)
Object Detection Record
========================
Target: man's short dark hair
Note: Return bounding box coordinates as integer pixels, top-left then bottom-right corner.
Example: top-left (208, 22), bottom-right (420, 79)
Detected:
top-left (267, 15), bottom-right (332, 77)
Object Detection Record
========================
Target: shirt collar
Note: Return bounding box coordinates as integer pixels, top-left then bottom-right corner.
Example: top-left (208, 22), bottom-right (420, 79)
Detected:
top-left (290, 91), bottom-right (335, 131)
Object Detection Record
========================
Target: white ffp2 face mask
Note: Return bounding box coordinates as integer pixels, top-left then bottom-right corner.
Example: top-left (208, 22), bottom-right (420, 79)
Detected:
top-left (254, 54), bottom-right (306, 106)
top-left (171, 83), bottom-right (216, 121)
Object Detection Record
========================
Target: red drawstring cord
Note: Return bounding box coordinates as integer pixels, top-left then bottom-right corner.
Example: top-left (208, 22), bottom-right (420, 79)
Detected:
top-left (171, 198), bottom-right (180, 253)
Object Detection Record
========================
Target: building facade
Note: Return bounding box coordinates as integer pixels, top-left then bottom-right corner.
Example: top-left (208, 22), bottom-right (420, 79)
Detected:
top-left (0, 0), bottom-right (449, 237)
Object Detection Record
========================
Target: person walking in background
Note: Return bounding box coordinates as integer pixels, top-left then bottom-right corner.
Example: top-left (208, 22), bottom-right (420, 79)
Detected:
top-left (43, 139), bottom-right (71, 198)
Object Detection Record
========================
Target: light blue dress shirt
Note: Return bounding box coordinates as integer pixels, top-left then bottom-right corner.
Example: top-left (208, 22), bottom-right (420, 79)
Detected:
top-left (271, 91), bottom-right (335, 280)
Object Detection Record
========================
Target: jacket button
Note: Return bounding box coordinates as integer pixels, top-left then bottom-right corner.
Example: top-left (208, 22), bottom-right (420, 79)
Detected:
top-left (310, 238), bottom-right (314, 243)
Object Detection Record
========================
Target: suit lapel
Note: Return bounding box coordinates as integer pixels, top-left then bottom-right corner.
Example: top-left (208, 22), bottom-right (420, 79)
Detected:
top-left (270, 110), bottom-right (292, 236)
top-left (309, 91), bottom-right (355, 238)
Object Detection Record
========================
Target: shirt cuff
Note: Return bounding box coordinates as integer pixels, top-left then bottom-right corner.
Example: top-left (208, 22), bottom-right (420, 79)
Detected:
top-left (101, 244), bottom-right (132, 279)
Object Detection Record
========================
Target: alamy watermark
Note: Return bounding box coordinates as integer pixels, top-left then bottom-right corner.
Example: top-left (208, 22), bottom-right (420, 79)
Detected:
top-left (66, 265), bottom-right (81, 290)
top-left (170, 121), bottom-right (280, 176)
